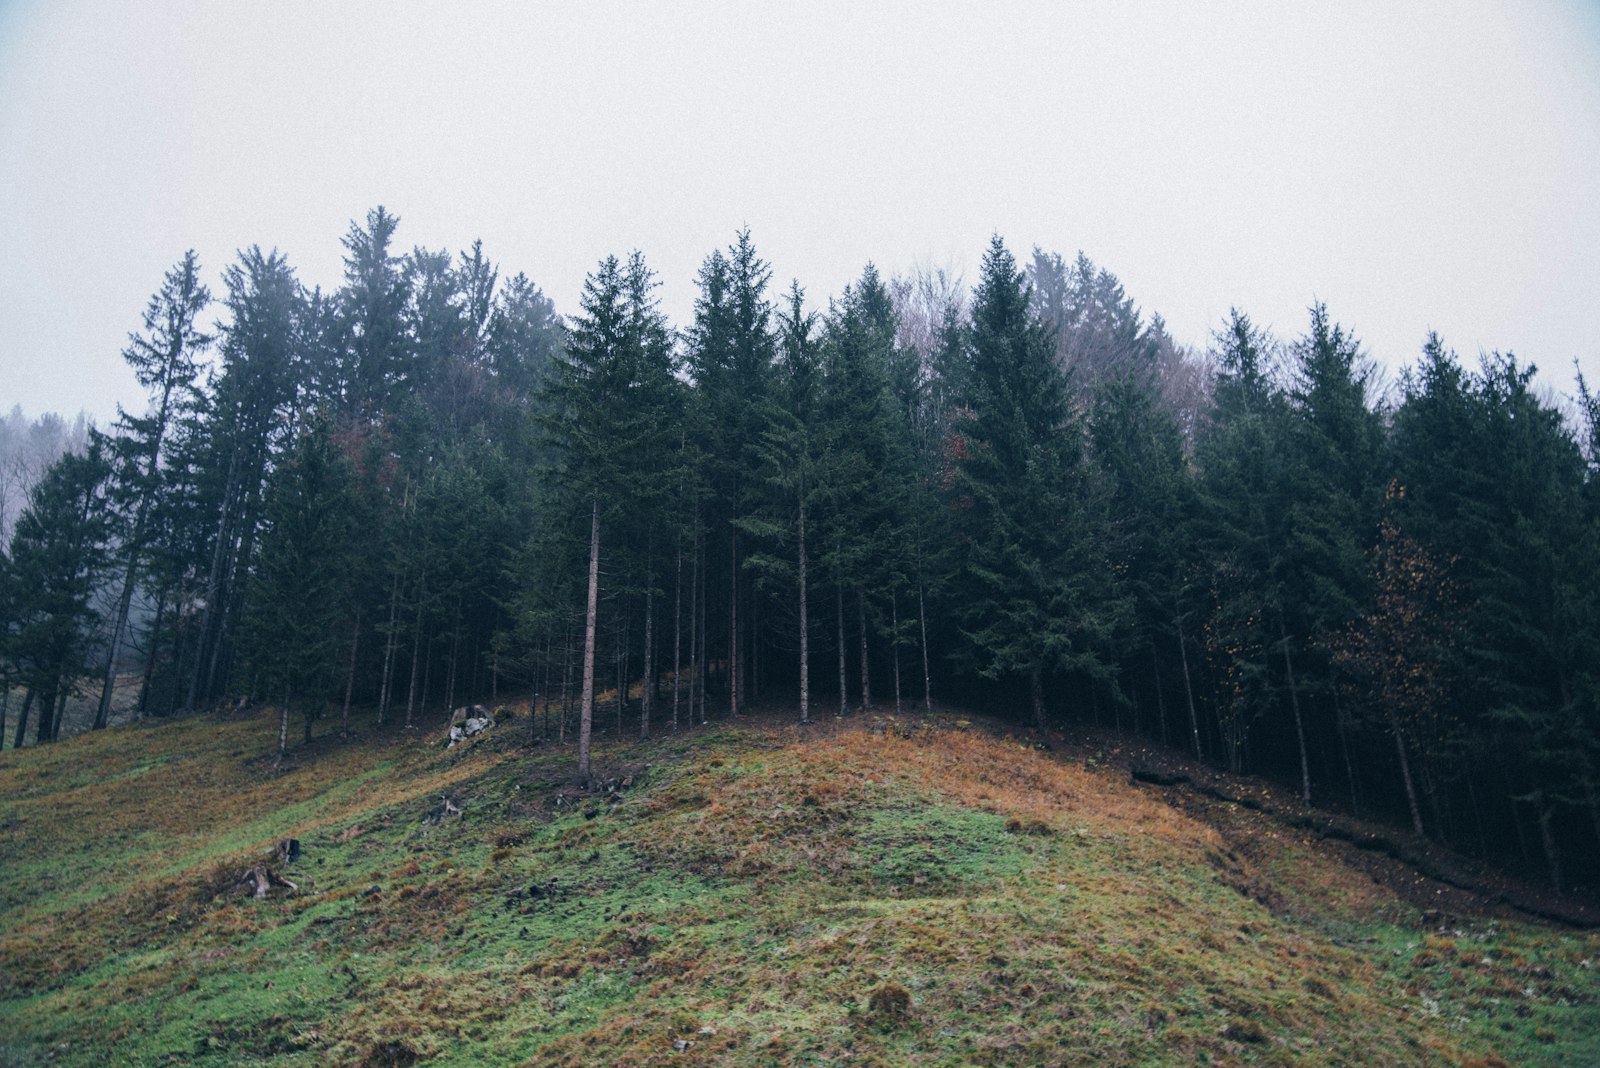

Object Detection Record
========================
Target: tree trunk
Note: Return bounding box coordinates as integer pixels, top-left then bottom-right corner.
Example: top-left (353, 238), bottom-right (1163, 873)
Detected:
top-left (697, 532), bottom-right (708, 724)
top-left (1334, 690), bottom-right (1360, 816)
top-left (918, 581), bottom-right (932, 714)
top-left (642, 569), bottom-right (655, 739)
top-left (672, 538), bottom-right (683, 732)
top-left (891, 591), bottom-right (902, 715)
top-left (11, 689), bottom-right (34, 750)
top-left (419, 626), bottom-right (433, 720)
top-left (95, 555), bottom-right (142, 730)
top-left (341, 611), bottom-right (361, 738)
top-left (1030, 663), bottom-right (1045, 730)
top-left (1151, 643), bottom-right (1170, 747)
top-left (560, 618), bottom-right (572, 745)
top-left (836, 580), bottom-right (847, 717)
top-left (378, 570), bottom-right (401, 726)
top-left (729, 532), bottom-right (739, 717)
top-left (1535, 797), bottom-right (1563, 896)
top-left (445, 628), bottom-right (460, 715)
top-left (615, 606), bottom-right (626, 738)
top-left (797, 494), bottom-right (809, 724)
top-left (187, 450), bottom-right (240, 713)
top-left (858, 592), bottom-right (871, 711)
top-left (1176, 611), bottom-right (1203, 761)
top-left (136, 588), bottom-right (167, 720)
top-left (1276, 617), bottom-right (1311, 805)
top-left (275, 688), bottom-right (290, 769)
top-left (688, 521), bottom-right (700, 728)
top-left (578, 497), bottom-right (600, 786)
top-left (1390, 717), bottom-right (1426, 838)
top-left (405, 577), bottom-right (425, 729)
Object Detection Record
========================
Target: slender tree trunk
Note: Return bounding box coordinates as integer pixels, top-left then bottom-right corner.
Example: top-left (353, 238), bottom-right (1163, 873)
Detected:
top-left (378, 570), bottom-right (400, 726)
top-left (615, 606), bottom-right (626, 738)
top-left (420, 627), bottom-right (433, 720)
top-left (642, 568), bottom-right (655, 739)
top-left (1176, 611), bottom-right (1203, 761)
top-left (1276, 617), bottom-right (1311, 805)
top-left (797, 493), bottom-right (809, 724)
top-left (698, 534), bottom-right (708, 724)
top-left (1536, 797), bottom-right (1563, 895)
top-left (672, 538), bottom-right (683, 732)
top-left (560, 618), bottom-right (572, 745)
top-left (1030, 663), bottom-right (1045, 730)
top-left (891, 590), bottom-right (902, 715)
top-left (858, 592), bottom-right (871, 710)
top-left (729, 532), bottom-right (739, 717)
top-left (136, 589), bottom-right (167, 720)
top-left (445, 628), bottom-right (460, 714)
top-left (688, 522), bottom-right (700, 728)
top-left (11, 689), bottom-right (33, 750)
top-left (918, 581), bottom-right (932, 714)
top-left (35, 680), bottom-right (58, 743)
top-left (187, 451), bottom-right (240, 712)
top-left (1588, 783), bottom-right (1600, 858)
top-left (275, 686), bottom-right (290, 769)
top-left (1151, 644), bottom-right (1170, 746)
top-left (405, 579), bottom-right (424, 729)
top-left (1334, 690), bottom-right (1360, 816)
top-left (836, 580), bottom-right (847, 717)
top-left (1390, 717), bottom-right (1426, 838)
top-left (697, 531), bottom-right (708, 724)
top-left (95, 553), bottom-right (143, 729)
top-left (1466, 771), bottom-right (1489, 857)
top-left (341, 611), bottom-right (361, 738)
top-left (578, 497), bottom-right (600, 785)
top-left (0, 679), bottom-right (8, 751)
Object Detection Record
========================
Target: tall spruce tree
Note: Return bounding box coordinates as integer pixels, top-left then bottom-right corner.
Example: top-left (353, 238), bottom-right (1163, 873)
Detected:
top-left (540, 252), bottom-right (676, 783)
top-left (244, 415), bottom-right (355, 764)
top-left (92, 252), bottom-right (212, 729)
top-left (686, 231), bottom-right (775, 717)
top-left (6, 444), bottom-right (113, 745)
top-left (949, 237), bottom-right (1115, 728)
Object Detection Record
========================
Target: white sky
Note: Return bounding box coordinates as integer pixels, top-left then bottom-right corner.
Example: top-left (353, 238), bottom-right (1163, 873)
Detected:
top-left (2, 1), bottom-right (1598, 424)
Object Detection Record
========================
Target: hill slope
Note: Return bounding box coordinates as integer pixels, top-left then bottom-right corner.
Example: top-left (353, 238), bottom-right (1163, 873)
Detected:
top-left (1, 706), bottom-right (1597, 1067)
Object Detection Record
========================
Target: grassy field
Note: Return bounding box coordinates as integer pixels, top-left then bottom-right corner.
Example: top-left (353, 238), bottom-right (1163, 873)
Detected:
top-left (1, 702), bottom-right (1596, 1066)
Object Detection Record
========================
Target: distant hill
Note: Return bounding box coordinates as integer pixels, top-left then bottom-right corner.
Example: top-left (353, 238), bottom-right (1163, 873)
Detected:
top-left (2, 703), bottom-right (1596, 1067)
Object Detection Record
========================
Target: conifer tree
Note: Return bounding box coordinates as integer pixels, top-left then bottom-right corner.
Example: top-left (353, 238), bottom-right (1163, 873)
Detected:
top-left (244, 416), bottom-right (355, 764)
top-left (541, 252), bottom-right (675, 783)
top-left (92, 252), bottom-right (212, 729)
top-left (949, 237), bottom-right (1115, 728)
top-left (6, 445), bottom-right (113, 745)
top-left (686, 231), bottom-right (775, 716)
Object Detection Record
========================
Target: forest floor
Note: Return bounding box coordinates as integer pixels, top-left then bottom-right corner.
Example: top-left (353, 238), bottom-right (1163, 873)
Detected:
top-left (1, 698), bottom-right (1597, 1067)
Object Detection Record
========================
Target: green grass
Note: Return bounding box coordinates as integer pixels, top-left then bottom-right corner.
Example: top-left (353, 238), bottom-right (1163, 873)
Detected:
top-left (1, 705), bottom-right (1597, 1066)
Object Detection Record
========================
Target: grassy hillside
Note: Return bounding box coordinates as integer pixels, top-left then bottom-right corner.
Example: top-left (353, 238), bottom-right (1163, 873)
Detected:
top-left (1, 704), bottom-right (1596, 1067)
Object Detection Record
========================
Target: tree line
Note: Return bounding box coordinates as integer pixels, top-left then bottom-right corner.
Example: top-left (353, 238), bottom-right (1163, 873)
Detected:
top-left (3, 210), bottom-right (1598, 894)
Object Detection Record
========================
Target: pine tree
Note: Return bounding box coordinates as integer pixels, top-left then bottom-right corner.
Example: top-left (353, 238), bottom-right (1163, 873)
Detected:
top-left (949, 237), bottom-right (1115, 728)
top-left (183, 248), bottom-right (305, 711)
top-left (686, 231), bottom-right (775, 717)
top-left (6, 444), bottom-right (113, 745)
top-left (540, 252), bottom-right (676, 783)
top-left (742, 282), bottom-right (824, 722)
top-left (337, 207), bottom-right (411, 416)
top-left (244, 416), bottom-right (355, 765)
top-left (92, 252), bottom-right (212, 730)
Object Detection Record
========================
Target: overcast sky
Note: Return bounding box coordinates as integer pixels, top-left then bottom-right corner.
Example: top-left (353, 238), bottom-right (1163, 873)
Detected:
top-left (2, 1), bottom-right (1597, 425)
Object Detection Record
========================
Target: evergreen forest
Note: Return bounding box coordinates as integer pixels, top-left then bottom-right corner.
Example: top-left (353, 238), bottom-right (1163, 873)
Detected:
top-left (5, 208), bottom-right (1600, 899)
